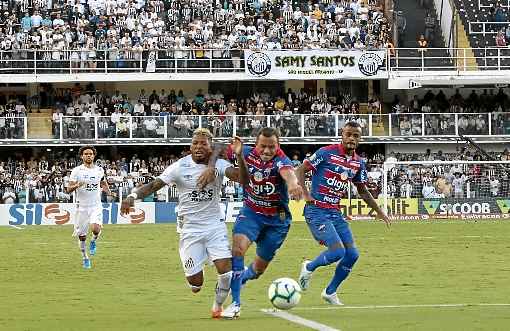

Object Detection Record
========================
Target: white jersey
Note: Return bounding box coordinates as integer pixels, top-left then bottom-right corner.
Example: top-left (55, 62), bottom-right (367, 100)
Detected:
top-left (158, 155), bottom-right (231, 233)
top-left (70, 164), bottom-right (105, 208)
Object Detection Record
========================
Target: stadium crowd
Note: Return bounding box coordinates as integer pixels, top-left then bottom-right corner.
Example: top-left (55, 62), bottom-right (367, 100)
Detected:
top-left (382, 149), bottom-right (510, 200)
top-left (50, 83), bottom-right (368, 139)
top-left (2, 146), bottom-right (510, 204)
top-left (0, 0), bottom-right (391, 71)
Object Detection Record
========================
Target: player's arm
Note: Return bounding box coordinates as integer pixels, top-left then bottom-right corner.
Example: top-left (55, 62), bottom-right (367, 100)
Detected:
top-left (66, 180), bottom-right (84, 194)
top-left (280, 167), bottom-right (304, 200)
top-left (230, 137), bottom-right (249, 185)
top-left (100, 178), bottom-right (111, 195)
top-left (295, 162), bottom-right (313, 201)
top-left (120, 178), bottom-right (166, 215)
top-left (197, 141), bottom-right (229, 189)
top-left (355, 182), bottom-right (391, 228)
top-left (198, 137), bottom-right (247, 187)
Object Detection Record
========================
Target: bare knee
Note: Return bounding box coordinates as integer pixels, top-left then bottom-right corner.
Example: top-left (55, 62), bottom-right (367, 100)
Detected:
top-left (232, 235), bottom-right (250, 257)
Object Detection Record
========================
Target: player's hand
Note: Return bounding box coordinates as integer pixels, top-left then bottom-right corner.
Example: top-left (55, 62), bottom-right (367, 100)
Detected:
top-left (197, 167), bottom-right (216, 190)
top-left (303, 190), bottom-right (313, 202)
top-left (120, 197), bottom-right (134, 215)
top-left (377, 211), bottom-right (391, 229)
top-left (288, 183), bottom-right (304, 200)
top-left (231, 136), bottom-right (243, 156)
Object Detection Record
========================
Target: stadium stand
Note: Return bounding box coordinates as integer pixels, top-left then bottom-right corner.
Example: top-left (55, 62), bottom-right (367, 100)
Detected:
top-left (0, 0), bottom-right (392, 72)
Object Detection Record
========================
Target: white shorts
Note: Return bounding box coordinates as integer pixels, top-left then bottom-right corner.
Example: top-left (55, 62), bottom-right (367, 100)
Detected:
top-left (72, 206), bottom-right (102, 237)
top-left (179, 224), bottom-right (231, 277)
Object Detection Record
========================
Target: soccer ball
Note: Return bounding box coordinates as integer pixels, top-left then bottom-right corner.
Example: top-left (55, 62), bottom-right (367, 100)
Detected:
top-left (268, 277), bottom-right (302, 310)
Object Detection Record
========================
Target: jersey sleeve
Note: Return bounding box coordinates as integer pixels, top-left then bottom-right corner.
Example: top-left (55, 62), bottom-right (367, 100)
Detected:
top-left (157, 161), bottom-right (179, 185)
top-left (303, 147), bottom-right (327, 171)
top-left (352, 160), bottom-right (368, 184)
top-left (275, 149), bottom-right (294, 174)
top-left (215, 158), bottom-right (232, 178)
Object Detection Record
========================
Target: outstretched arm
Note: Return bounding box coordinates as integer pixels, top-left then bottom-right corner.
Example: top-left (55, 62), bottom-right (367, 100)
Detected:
top-left (120, 178), bottom-right (166, 215)
top-left (295, 162), bottom-right (313, 201)
top-left (280, 167), bottom-right (304, 200)
top-left (356, 182), bottom-right (391, 228)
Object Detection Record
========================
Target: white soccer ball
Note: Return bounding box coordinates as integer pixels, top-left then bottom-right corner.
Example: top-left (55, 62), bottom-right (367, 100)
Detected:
top-left (268, 277), bottom-right (302, 310)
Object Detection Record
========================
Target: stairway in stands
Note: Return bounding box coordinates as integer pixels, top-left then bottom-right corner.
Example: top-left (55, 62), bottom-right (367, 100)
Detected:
top-left (394, 0), bottom-right (454, 71)
top-left (27, 108), bottom-right (53, 139)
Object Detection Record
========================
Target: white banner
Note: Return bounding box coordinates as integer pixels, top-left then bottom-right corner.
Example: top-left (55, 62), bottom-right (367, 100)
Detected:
top-left (244, 49), bottom-right (387, 80)
top-left (146, 51), bottom-right (157, 73)
top-left (1, 203), bottom-right (156, 226)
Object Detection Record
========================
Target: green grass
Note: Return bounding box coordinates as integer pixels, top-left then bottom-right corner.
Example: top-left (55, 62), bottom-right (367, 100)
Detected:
top-left (1, 221), bottom-right (510, 331)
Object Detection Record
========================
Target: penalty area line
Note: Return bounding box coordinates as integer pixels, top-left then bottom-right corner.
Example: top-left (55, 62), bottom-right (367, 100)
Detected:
top-left (292, 303), bottom-right (510, 311)
top-left (261, 309), bottom-right (341, 331)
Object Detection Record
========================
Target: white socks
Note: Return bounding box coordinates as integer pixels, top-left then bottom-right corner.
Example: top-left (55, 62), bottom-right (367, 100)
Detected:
top-left (79, 240), bottom-right (88, 259)
top-left (215, 271), bottom-right (232, 306)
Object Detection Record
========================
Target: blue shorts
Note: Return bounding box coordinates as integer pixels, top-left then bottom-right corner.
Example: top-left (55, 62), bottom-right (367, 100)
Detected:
top-left (304, 204), bottom-right (355, 248)
top-left (233, 207), bottom-right (291, 262)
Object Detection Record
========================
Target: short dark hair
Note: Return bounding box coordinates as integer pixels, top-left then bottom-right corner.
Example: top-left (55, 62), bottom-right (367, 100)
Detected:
top-left (344, 121), bottom-right (361, 129)
top-left (256, 127), bottom-right (280, 141)
top-left (79, 145), bottom-right (97, 156)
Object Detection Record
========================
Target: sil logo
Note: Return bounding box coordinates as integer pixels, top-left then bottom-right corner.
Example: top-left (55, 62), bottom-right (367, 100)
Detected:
top-left (45, 204), bottom-right (71, 225)
top-left (120, 207), bottom-right (146, 224)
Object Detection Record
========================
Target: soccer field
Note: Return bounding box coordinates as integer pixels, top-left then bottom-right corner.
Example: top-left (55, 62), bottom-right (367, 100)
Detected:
top-left (1, 221), bottom-right (510, 331)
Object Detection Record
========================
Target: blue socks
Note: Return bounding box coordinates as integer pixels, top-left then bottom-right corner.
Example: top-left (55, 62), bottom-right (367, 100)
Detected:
top-left (306, 247), bottom-right (345, 272)
top-left (231, 256), bottom-right (244, 305)
top-left (241, 263), bottom-right (258, 285)
top-left (326, 248), bottom-right (360, 295)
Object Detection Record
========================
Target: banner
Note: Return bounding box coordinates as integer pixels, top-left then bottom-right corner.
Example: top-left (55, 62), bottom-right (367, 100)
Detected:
top-left (244, 49), bottom-right (387, 80)
top-left (339, 198), bottom-right (418, 217)
top-left (2, 203), bottom-right (156, 226)
top-left (419, 198), bottom-right (510, 217)
top-left (146, 51), bottom-right (157, 73)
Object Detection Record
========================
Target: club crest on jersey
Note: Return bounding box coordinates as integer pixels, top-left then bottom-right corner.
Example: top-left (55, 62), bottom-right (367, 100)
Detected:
top-left (253, 171), bottom-right (264, 182)
top-left (263, 168), bottom-right (271, 177)
top-left (340, 172), bottom-right (349, 181)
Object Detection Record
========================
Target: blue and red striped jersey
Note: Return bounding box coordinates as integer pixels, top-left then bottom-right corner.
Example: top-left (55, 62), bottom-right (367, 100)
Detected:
top-left (227, 145), bottom-right (293, 216)
top-left (304, 144), bottom-right (367, 210)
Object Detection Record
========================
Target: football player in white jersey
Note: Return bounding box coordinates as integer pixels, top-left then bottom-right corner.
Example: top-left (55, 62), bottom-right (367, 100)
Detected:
top-left (120, 128), bottom-right (244, 318)
top-left (66, 146), bottom-right (111, 269)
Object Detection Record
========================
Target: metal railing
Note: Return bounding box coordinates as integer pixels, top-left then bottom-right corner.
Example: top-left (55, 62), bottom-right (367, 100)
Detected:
top-left (2, 47), bottom-right (510, 75)
top-left (478, 0), bottom-right (510, 8)
top-left (468, 21), bottom-right (510, 35)
top-left (36, 112), bottom-right (510, 141)
top-left (0, 48), bottom-right (246, 74)
top-left (389, 47), bottom-right (510, 71)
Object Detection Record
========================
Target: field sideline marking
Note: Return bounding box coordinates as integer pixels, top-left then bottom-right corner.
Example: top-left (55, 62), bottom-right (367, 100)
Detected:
top-left (261, 309), bottom-right (340, 331)
top-left (292, 303), bottom-right (510, 311)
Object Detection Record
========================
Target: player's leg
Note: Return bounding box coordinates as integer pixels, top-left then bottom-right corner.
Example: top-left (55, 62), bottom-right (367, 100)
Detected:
top-left (179, 232), bottom-right (208, 293)
top-left (299, 206), bottom-right (345, 290)
top-left (324, 221), bottom-right (359, 298)
top-left (89, 207), bottom-right (103, 256)
top-left (73, 210), bottom-right (91, 269)
top-left (242, 218), bottom-right (291, 285)
top-left (208, 226), bottom-right (233, 317)
top-left (222, 209), bottom-right (261, 319)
